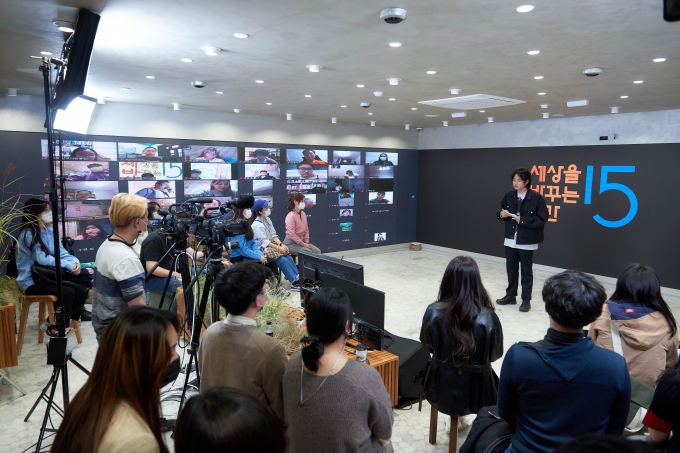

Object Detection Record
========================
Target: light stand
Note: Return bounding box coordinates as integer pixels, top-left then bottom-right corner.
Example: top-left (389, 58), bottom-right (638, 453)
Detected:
top-left (22, 57), bottom-right (90, 453)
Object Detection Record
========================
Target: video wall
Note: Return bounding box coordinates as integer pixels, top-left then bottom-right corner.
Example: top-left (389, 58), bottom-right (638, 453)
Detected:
top-left (33, 137), bottom-right (417, 262)
top-left (417, 143), bottom-right (680, 290)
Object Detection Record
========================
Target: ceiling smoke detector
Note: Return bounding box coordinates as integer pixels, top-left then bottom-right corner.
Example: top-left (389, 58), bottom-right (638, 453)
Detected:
top-left (583, 67), bottom-right (603, 77)
top-left (380, 7), bottom-right (408, 24)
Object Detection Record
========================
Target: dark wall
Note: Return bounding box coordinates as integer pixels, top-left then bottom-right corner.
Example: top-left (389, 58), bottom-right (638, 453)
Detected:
top-left (417, 144), bottom-right (680, 289)
top-left (0, 131), bottom-right (417, 262)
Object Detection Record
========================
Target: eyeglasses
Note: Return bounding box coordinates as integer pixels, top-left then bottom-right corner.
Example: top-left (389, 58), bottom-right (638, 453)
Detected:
top-left (298, 167), bottom-right (314, 171)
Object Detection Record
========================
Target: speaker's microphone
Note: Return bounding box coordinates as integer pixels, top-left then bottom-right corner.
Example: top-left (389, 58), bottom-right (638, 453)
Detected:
top-left (186, 197), bottom-right (214, 204)
top-left (234, 195), bottom-right (255, 210)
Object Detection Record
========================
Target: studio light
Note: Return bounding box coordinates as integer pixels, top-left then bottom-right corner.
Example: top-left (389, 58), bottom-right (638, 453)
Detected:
top-left (53, 95), bottom-right (96, 135)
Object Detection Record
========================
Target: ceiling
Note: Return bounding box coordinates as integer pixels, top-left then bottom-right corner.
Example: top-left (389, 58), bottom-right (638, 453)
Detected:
top-left (1, 0), bottom-right (679, 128)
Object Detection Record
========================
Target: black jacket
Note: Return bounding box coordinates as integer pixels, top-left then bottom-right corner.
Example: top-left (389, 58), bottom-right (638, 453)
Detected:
top-left (420, 303), bottom-right (504, 417)
top-left (497, 189), bottom-right (548, 245)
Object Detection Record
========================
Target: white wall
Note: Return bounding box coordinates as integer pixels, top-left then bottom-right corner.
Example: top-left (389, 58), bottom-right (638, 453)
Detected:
top-left (0, 94), bottom-right (418, 149)
top-left (418, 109), bottom-right (680, 149)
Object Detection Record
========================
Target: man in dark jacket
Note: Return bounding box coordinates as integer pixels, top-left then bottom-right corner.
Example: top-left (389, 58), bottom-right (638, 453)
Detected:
top-left (496, 167), bottom-right (548, 312)
top-left (498, 270), bottom-right (631, 453)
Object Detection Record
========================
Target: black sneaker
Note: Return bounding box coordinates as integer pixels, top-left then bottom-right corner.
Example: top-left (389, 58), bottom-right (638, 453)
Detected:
top-left (496, 295), bottom-right (517, 305)
top-left (80, 308), bottom-right (92, 322)
top-left (290, 280), bottom-right (300, 292)
top-left (519, 300), bottom-right (531, 312)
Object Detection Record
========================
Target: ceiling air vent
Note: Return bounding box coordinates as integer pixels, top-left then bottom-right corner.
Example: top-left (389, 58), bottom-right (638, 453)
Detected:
top-left (418, 94), bottom-right (526, 110)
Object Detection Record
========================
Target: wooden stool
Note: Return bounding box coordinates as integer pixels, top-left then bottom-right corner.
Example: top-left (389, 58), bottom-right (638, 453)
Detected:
top-left (429, 406), bottom-right (459, 453)
top-left (17, 295), bottom-right (82, 356)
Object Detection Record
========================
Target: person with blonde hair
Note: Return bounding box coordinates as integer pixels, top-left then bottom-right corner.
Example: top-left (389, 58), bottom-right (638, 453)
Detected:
top-left (92, 193), bottom-right (149, 342)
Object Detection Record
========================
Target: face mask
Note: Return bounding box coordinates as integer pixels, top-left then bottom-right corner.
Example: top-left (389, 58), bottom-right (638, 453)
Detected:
top-left (138, 219), bottom-right (147, 235)
top-left (298, 203), bottom-right (305, 210)
top-left (380, 156), bottom-right (387, 161)
top-left (264, 208), bottom-right (271, 217)
top-left (161, 357), bottom-right (181, 387)
top-left (153, 212), bottom-right (162, 220)
top-left (40, 212), bottom-right (53, 224)
top-left (90, 167), bottom-right (104, 173)
top-left (244, 209), bottom-right (252, 219)
top-left (86, 228), bottom-right (100, 235)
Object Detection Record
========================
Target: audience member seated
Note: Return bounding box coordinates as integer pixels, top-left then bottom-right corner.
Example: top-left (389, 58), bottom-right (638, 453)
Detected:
top-left (498, 270), bottom-right (631, 453)
top-left (283, 288), bottom-right (393, 453)
top-left (589, 263), bottom-right (679, 387)
top-left (198, 262), bottom-right (287, 424)
top-left (226, 205), bottom-right (278, 277)
top-left (51, 307), bottom-right (180, 453)
top-left (554, 435), bottom-right (645, 453)
top-left (140, 228), bottom-right (204, 311)
top-left (420, 256), bottom-right (504, 427)
top-left (174, 387), bottom-right (286, 453)
top-left (14, 198), bottom-right (88, 330)
top-left (251, 199), bottom-right (300, 288)
top-left (92, 193), bottom-right (149, 342)
top-left (283, 192), bottom-right (321, 255)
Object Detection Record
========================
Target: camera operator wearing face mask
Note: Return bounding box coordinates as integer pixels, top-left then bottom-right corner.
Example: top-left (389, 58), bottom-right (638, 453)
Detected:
top-left (92, 193), bottom-right (149, 342)
top-left (283, 193), bottom-right (321, 256)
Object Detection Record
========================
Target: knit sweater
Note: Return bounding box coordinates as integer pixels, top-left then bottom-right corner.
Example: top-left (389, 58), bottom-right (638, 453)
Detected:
top-left (283, 352), bottom-right (394, 453)
top-left (198, 321), bottom-right (288, 423)
top-left (284, 211), bottom-right (309, 246)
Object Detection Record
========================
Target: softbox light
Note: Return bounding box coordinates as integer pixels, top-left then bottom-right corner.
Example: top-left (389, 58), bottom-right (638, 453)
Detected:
top-left (53, 95), bottom-right (96, 135)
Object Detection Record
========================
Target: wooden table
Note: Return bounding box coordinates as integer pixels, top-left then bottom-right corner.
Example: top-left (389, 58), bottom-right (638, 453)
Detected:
top-left (345, 338), bottom-right (400, 407)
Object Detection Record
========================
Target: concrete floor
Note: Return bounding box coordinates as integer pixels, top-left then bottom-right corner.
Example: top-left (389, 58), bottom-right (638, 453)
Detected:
top-left (2, 244), bottom-right (679, 452)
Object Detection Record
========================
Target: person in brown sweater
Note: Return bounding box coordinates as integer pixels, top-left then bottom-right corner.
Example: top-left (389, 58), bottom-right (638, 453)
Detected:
top-left (283, 288), bottom-right (394, 453)
top-left (198, 261), bottom-right (287, 424)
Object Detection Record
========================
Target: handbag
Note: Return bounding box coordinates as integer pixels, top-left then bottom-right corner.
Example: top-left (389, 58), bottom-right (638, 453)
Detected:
top-left (262, 246), bottom-right (283, 262)
top-left (31, 264), bottom-right (93, 288)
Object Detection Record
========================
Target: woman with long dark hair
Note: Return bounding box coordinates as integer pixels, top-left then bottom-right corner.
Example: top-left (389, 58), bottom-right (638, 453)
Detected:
top-left (283, 288), bottom-right (393, 452)
top-left (420, 256), bottom-right (504, 428)
top-left (226, 205), bottom-right (280, 277)
top-left (51, 307), bottom-right (180, 453)
top-left (589, 263), bottom-right (679, 387)
top-left (15, 198), bottom-right (88, 330)
top-left (282, 192), bottom-right (320, 256)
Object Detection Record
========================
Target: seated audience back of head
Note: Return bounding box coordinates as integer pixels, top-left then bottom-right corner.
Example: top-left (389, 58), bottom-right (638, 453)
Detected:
top-left (51, 307), bottom-right (180, 453)
top-left (420, 256), bottom-right (504, 417)
top-left (198, 261), bottom-right (287, 424)
top-left (589, 263), bottom-right (679, 387)
top-left (282, 288), bottom-right (393, 453)
top-left (498, 270), bottom-right (631, 453)
top-left (174, 387), bottom-right (286, 453)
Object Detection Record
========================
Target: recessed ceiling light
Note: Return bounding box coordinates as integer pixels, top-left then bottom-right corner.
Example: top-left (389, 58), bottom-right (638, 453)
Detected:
top-left (527, 50), bottom-right (540, 55)
top-left (255, 80), bottom-right (264, 83)
top-left (425, 114), bottom-right (439, 117)
top-left (216, 91), bottom-right (224, 94)
top-left (146, 76), bottom-right (155, 79)
top-left (266, 102), bottom-right (272, 105)
top-left (389, 42), bottom-right (402, 47)
top-left (516, 5), bottom-right (534, 12)
top-left (388, 98), bottom-right (396, 101)
top-left (368, 112), bottom-right (374, 115)
top-left (341, 105), bottom-right (347, 108)
top-left (53, 21), bottom-right (75, 33)
top-left (620, 95), bottom-right (629, 99)
top-left (634, 80), bottom-right (644, 84)
top-left (304, 94), bottom-right (312, 97)
top-left (411, 107), bottom-right (417, 110)
top-left (201, 46), bottom-right (221, 56)
top-left (234, 33), bottom-right (249, 39)
top-left (534, 76), bottom-right (544, 79)
top-left (653, 58), bottom-right (666, 63)
top-left (567, 99), bottom-right (589, 107)
top-left (121, 87), bottom-right (130, 90)
top-left (233, 109), bottom-right (241, 113)
top-left (538, 92), bottom-right (546, 95)
top-left (540, 103), bottom-right (549, 108)
top-left (426, 70), bottom-right (437, 75)
top-left (479, 110), bottom-right (485, 113)
top-left (356, 84), bottom-right (365, 88)
top-left (387, 78), bottom-right (400, 85)
top-left (306, 65), bottom-right (322, 72)
top-left (40, 51), bottom-right (53, 55)
top-left (181, 58), bottom-right (193, 63)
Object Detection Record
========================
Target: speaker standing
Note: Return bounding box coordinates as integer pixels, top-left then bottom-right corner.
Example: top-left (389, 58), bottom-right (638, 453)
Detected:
top-left (496, 168), bottom-right (548, 312)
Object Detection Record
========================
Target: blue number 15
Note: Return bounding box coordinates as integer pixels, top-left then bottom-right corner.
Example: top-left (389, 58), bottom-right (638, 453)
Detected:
top-left (584, 166), bottom-right (638, 228)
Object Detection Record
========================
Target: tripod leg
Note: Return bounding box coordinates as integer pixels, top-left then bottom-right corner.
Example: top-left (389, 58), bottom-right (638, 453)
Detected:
top-left (34, 366), bottom-right (61, 453)
top-left (68, 357), bottom-right (91, 376)
top-left (24, 368), bottom-right (58, 422)
top-left (62, 361), bottom-right (70, 409)
top-left (177, 353), bottom-right (195, 414)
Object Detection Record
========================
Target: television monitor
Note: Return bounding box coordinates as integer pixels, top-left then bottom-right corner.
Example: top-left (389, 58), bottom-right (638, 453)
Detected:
top-left (321, 273), bottom-right (385, 350)
top-left (297, 249), bottom-right (364, 284)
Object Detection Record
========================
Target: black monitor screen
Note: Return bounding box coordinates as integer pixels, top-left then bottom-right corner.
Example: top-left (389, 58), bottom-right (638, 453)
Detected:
top-left (321, 273), bottom-right (384, 331)
top-left (297, 249), bottom-right (364, 284)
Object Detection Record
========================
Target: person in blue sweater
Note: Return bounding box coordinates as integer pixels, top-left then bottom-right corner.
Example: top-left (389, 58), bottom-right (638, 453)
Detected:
top-left (498, 270), bottom-right (631, 453)
top-left (14, 198), bottom-right (88, 331)
top-left (226, 206), bottom-right (277, 276)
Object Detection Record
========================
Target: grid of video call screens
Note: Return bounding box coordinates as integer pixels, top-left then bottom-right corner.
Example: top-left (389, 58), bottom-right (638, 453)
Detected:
top-left (42, 141), bottom-right (399, 255)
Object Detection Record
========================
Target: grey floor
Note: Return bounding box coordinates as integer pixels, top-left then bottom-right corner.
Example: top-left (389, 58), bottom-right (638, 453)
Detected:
top-left (2, 246), bottom-right (679, 452)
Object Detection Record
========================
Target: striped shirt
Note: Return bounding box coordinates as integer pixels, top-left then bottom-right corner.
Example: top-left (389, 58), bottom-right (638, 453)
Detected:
top-left (93, 239), bottom-right (145, 322)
